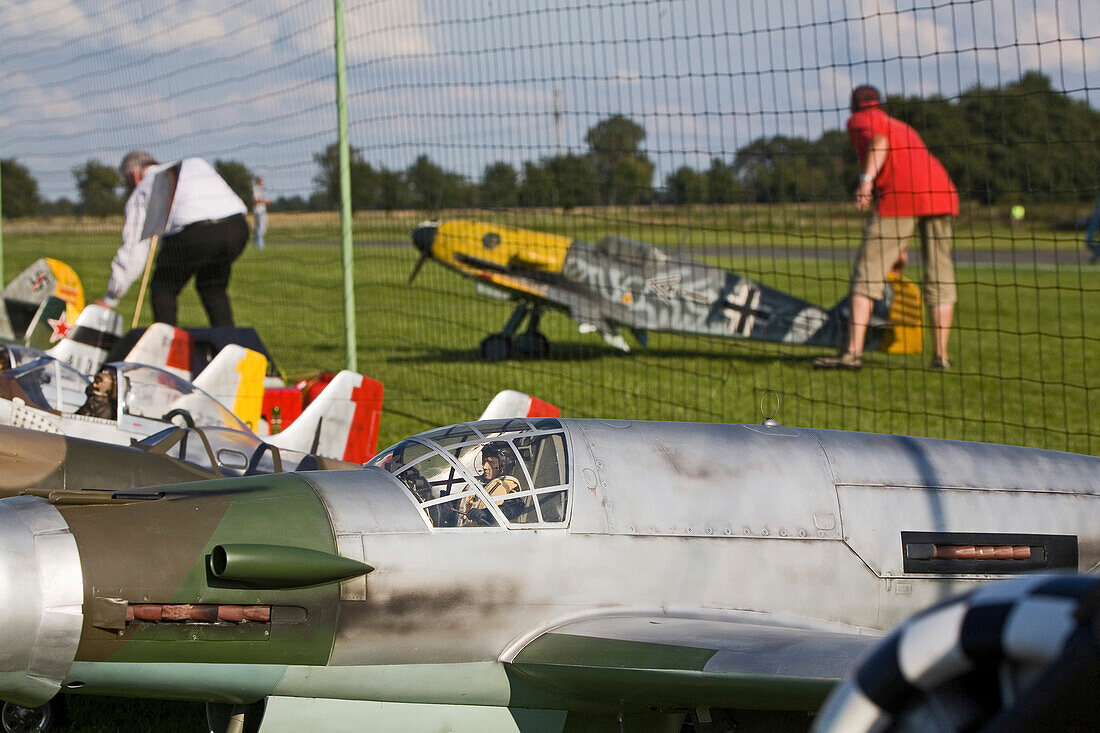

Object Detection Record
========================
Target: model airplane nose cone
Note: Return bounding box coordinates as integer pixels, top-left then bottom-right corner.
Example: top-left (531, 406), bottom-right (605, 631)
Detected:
top-left (409, 224), bottom-right (437, 284)
top-left (411, 223), bottom-right (437, 258)
top-left (0, 497), bottom-right (83, 707)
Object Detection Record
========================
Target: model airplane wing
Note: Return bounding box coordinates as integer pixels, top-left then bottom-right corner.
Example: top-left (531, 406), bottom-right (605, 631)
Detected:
top-left (506, 614), bottom-right (874, 710)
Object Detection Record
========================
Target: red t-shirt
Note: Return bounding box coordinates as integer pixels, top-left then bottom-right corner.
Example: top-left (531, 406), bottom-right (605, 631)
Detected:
top-left (847, 106), bottom-right (958, 217)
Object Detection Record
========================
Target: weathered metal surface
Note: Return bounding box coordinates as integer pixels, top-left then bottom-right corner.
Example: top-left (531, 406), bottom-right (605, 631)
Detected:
top-left (0, 417), bottom-right (1095, 728)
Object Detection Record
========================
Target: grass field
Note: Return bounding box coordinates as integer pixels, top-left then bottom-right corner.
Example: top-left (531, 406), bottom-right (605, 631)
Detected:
top-left (4, 204), bottom-right (1098, 455)
top-left (0, 203), bottom-right (1097, 728)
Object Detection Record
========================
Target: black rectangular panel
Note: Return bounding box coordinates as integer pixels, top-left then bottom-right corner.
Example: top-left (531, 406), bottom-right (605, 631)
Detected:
top-left (901, 531), bottom-right (1078, 575)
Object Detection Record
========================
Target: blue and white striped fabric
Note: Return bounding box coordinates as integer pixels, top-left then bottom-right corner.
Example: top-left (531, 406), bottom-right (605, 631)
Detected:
top-left (813, 574), bottom-right (1100, 733)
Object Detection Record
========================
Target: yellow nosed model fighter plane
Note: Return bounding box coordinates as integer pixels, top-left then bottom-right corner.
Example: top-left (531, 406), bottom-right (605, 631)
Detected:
top-left (411, 220), bottom-right (923, 360)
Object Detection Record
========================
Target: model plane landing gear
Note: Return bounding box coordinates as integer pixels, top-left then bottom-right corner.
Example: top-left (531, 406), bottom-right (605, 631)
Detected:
top-left (1, 697), bottom-right (65, 733)
top-left (479, 303), bottom-right (550, 361)
top-left (479, 334), bottom-right (514, 361)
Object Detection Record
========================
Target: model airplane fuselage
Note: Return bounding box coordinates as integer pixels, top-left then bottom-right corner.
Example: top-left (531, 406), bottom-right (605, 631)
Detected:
top-left (0, 418), bottom-right (1096, 731)
top-left (0, 423), bottom-right (360, 501)
top-left (411, 220), bottom-right (920, 359)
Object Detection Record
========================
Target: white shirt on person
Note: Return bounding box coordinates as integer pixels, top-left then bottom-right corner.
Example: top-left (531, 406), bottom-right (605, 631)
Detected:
top-left (252, 182), bottom-right (267, 215)
top-left (104, 158), bottom-right (246, 307)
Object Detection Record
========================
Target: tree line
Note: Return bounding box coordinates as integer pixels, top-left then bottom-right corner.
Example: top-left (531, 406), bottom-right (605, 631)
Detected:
top-left (2, 71), bottom-right (1096, 219)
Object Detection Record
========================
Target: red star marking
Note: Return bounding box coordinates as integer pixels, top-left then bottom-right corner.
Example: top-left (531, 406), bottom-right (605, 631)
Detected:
top-left (47, 312), bottom-right (72, 343)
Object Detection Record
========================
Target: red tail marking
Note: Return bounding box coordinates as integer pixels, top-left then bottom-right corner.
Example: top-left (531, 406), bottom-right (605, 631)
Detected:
top-left (344, 377), bottom-right (385, 463)
top-left (165, 330), bottom-right (193, 373)
top-left (526, 396), bottom-right (560, 418)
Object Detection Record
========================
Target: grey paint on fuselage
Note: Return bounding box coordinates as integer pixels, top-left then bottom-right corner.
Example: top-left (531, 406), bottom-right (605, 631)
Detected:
top-left (312, 420), bottom-right (1100, 669)
top-left (556, 239), bottom-right (838, 344)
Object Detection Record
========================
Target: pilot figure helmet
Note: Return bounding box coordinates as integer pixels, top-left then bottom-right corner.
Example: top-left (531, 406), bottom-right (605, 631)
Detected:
top-left (481, 441), bottom-right (516, 476)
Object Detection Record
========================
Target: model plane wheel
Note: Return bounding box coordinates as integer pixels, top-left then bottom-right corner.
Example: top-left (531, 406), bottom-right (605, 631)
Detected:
top-left (513, 332), bottom-right (550, 359)
top-left (479, 334), bottom-right (514, 361)
top-left (1, 698), bottom-right (63, 733)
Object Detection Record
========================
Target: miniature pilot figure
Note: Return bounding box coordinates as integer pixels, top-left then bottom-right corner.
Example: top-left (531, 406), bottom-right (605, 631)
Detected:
top-left (480, 441), bottom-right (521, 497)
top-left (462, 442), bottom-right (528, 525)
top-left (75, 367), bottom-right (118, 420)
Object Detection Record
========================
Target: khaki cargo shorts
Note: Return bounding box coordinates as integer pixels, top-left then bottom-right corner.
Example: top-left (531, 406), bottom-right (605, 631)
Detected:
top-left (850, 213), bottom-right (957, 306)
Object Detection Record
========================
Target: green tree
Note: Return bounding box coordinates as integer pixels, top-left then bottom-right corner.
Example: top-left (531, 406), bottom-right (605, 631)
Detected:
top-left (213, 160), bottom-right (254, 209)
top-left (887, 71), bottom-right (1100, 204)
top-left (545, 154), bottom-right (600, 209)
top-left (312, 143), bottom-right (380, 211)
top-left (40, 198), bottom-right (78, 217)
top-left (406, 155), bottom-right (478, 210)
top-left (1, 158), bottom-right (41, 218)
top-left (704, 159), bottom-right (738, 204)
top-left (518, 161), bottom-right (556, 207)
top-left (72, 160), bottom-right (123, 217)
top-left (665, 166), bottom-right (706, 204)
top-left (480, 162), bottom-right (519, 208)
top-left (585, 114), bottom-right (655, 204)
top-left (376, 168), bottom-right (414, 211)
top-left (519, 154), bottom-right (600, 209)
top-left (269, 195), bottom-right (309, 212)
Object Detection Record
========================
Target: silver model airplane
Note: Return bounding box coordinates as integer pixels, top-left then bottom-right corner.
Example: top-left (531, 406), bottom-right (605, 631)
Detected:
top-left (0, 418), bottom-right (1096, 732)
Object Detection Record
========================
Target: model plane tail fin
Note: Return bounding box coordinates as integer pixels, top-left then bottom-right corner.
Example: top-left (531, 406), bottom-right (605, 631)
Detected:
top-left (879, 272), bottom-right (923, 354)
top-left (478, 390), bottom-right (560, 420)
top-left (191, 345), bottom-right (268, 432)
top-left (266, 371), bottom-right (384, 463)
top-left (43, 304), bottom-right (123, 377)
top-left (124, 323), bottom-right (194, 380)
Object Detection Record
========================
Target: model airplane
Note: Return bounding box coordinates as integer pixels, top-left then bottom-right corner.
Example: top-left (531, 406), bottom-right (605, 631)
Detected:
top-left (0, 257), bottom-right (84, 348)
top-left (0, 418), bottom-right (1096, 731)
top-left (0, 354), bottom-right (384, 466)
top-left (115, 323), bottom-right (386, 451)
top-left (814, 573), bottom-right (1100, 733)
top-left (0, 303), bottom-right (123, 378)
top-left (0, 422), bottom-right (360, 502)
top-left (411, 220), bottom-right (923, 360)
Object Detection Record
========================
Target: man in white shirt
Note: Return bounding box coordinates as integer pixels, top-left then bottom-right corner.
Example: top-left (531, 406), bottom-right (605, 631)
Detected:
top-left (98, 150), bottom-right (249, 327)
top-left (252, 176), bottom-right (270, 250)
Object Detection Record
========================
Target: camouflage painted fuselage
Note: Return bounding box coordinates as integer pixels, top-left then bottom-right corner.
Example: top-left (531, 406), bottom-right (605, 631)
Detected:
top-left (1, 418), bottom-right (1098, 732)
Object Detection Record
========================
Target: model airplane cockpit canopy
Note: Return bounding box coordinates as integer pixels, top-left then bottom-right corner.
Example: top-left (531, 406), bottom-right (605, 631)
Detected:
top-left (137, 425), bottom-right (354, 477)
top-left (1, 356), bottom-right (91, 412)
top-left (370, 417), bottom-right (570, 529)
top-left (0, 358), bottom-right (250, 435)
top-left (114, 362), bottom-right (250, 433)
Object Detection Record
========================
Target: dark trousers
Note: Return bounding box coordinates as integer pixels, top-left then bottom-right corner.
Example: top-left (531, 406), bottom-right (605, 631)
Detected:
top-left (151, 214), bottom-right (249, 327)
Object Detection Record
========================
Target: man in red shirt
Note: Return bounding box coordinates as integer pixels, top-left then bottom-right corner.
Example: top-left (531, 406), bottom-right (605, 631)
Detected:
top-left (815, 85), bottom-right (959, 370)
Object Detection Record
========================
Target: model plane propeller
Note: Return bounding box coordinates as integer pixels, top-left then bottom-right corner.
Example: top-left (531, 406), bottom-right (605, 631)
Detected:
top-left (411, 219), bottom-right (924, 360)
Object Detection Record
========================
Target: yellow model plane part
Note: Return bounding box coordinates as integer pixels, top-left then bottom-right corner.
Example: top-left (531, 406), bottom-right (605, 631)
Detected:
top-left (232, 349), bottom-right (268, 432)
top-left (44, 258), bottom-right (84, 323)
top-left (434, 220), bottom-right (572, 275)
top-left (881, 272), bottom-right (923, 354)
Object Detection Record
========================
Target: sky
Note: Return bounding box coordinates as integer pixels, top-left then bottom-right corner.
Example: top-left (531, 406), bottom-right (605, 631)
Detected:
top-left (1, 0), bottom-right (1097, 202)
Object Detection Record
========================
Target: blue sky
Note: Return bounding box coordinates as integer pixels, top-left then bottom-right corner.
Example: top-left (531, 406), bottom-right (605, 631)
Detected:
top-left (1, 0), bottom-right (1097, 202)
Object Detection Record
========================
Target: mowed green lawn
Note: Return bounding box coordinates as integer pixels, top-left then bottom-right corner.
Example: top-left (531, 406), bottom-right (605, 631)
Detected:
top-left (4, 206), bottom-right (1097, 455)
top-left (0, 205), bottom-right (1097, 729)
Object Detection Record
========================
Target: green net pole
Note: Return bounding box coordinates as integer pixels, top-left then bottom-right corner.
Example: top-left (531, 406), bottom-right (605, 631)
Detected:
top-left (333, 0), bottom-right (357, 372)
